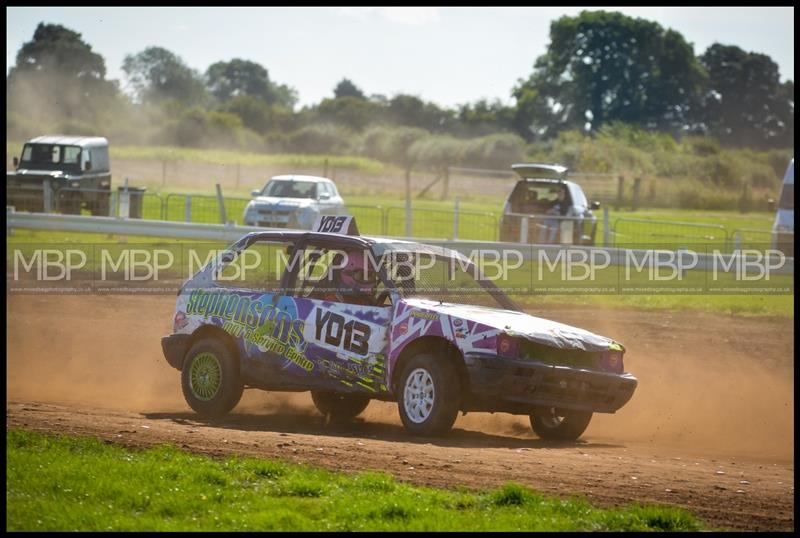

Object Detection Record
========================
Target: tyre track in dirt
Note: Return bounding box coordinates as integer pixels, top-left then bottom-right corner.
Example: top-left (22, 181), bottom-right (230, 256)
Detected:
top-left (6, 295), bottom-right (795, 530)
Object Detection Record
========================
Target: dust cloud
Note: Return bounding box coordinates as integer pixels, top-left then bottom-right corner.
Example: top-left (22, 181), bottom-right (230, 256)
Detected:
top-left (7, 294), bottom-right (793, 461)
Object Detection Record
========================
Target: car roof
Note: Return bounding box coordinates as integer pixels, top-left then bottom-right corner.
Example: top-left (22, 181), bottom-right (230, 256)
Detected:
top-left (27, 135), bottom-right (108, 148)
top-left (517, 178), bottom-right (579, 189)
top-left (270, 175), bottom-right (334, 183)
top-left (233, 231), bottom-right (464, 260)
top-left (511, 163), bottom-right (568, 179)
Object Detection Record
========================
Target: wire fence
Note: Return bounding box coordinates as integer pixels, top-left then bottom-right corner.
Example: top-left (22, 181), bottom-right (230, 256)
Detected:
top-left (611, 218), bottom-right (729, 250)
top-left (7, 183), bottom-right (785, 253)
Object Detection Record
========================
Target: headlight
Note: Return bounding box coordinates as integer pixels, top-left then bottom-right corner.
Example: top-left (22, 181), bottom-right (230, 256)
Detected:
top-left (299, 206), bottom-right (319, 225)
top-left (597, 345), bottom-right (624, 373)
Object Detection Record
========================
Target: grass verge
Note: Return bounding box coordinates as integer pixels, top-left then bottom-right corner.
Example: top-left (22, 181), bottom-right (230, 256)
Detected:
top-left (6, 429), bottom-right (706, 531)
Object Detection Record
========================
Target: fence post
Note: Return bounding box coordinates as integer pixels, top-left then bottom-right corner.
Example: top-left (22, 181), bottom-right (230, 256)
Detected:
top-left (43, 179), bottom-right (52, 213)
top-left (215, 183), bottom-right (228, 224)
top-left (109, 190), bottom-right (117, 217)
top-left (603, 206), bottom-right (610, 247)
top-left (520, 216), bottom-right (529, 244)
top-left (441, 166), bottom-right (450, 201)
top-left (452, 196), bottom-right (460, 240)
top-left (119, 178), bottom-right (130, 219)
top-left (632, 177), bottom-right (642, 211)
top-left (405, 168), bottom-right (412, 237)
top-left (184, 195), bottom-right (192, 223)
top-left (616, 175), bottom-right (624, 210)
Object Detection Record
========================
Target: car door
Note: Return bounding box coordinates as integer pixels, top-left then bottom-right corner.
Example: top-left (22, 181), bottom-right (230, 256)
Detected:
top-left (200, 237), bottom-right (319, 389)
top-left (286, 242), bottom-right (392, 395)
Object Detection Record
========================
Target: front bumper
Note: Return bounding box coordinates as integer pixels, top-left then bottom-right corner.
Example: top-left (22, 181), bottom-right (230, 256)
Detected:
top-left (465, 352), bottom-right (637, 414)
top-left (161, 334), bottom-right (192, 370)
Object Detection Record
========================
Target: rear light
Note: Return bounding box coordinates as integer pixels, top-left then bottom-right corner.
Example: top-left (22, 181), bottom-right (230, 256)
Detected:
top-left (598, 349), bottom-right (624, 373)
top-left (496, 333), bottom-right (520, 358)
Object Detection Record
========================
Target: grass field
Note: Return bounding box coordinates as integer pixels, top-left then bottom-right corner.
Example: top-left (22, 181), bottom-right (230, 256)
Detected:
top-left (6, 429), bottom-right (705, 532)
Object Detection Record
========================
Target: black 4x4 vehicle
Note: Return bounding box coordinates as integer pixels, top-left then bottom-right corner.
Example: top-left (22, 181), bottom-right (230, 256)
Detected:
top-left (499, 163), bottom-right (600, 245)
top-left (7, 135), bottom-right (111, 215)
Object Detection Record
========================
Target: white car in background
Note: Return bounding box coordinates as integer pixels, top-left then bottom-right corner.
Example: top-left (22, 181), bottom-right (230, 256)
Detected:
top-left (243, 175), bottom-right (347, 229)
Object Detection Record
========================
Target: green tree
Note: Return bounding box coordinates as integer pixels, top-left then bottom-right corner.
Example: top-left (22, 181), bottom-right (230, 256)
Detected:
top-left (315, 96), bottom-right (380, 130)
top-left (700, 43), bottom-right (794, 148)
top-left (512, 10), bottom-right (706, 140)
top-left (385, 94), bottom-right (455, 132)
top-left (7, 22), bottom-right (120, 131)
top-left (455, 99), bottom-right (516, 136)
top-left (220, 95), bottom-right (295, 134)
top-left (122, 46), bottom-right (208, 106)
top-left (205, 58), bottom-right (298, 108)
top-left (333, 78), bottom-right (366, 100)
top-left (206, 59), bottom-right (271, 102)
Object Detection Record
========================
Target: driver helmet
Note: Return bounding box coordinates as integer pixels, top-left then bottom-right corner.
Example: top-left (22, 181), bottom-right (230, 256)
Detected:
top-left (339, 250), bottom-right (377, 296)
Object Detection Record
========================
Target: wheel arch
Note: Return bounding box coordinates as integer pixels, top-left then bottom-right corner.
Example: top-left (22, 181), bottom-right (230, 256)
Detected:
top-left (185, 324), bottom-right (241, 370)
top-left (390, 336), bottom-right (469, 398)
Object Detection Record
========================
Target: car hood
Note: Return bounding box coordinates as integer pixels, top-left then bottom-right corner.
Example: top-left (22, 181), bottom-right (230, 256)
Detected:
top-left (249, 196), bottom-right (316, 209)
top-left (404, 298), bottom-right (616, 352)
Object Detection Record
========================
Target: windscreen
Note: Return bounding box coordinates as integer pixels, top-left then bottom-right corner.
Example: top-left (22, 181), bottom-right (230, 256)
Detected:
top-left (372, 243), bottom-right (521, 311)
top-left (263, 180), bottom-right (318, 199)
top-left (20, 144), bottom-right (82, 171)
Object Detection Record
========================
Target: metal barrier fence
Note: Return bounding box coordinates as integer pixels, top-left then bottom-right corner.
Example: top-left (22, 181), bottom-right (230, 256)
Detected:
top-left (611, 217), bottom-right (729, 249)
top-left (383, 206), bottom-right (498, 241)
top-left (162, 193), bottom-right (250, 224)
top-left (345, 205), bottom-right (385, 236)
top-left (500, 212), bottom-right (592, 245)
top-left (729, 228), bottom-right (776, 250)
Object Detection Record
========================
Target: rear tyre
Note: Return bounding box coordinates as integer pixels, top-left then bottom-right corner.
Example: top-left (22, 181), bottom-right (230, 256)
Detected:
top-left (181, 338), bottom-right (243, 418)
top-left (397, 353), bottom-right (461, 436)
top-left (530, 409), bottom-right (593, 441)
top-left (311, 391), bottom-right (370, 421)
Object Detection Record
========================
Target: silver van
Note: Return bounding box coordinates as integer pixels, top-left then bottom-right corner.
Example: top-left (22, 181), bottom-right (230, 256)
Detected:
top-left (772, 159), bottom-right (794, 257)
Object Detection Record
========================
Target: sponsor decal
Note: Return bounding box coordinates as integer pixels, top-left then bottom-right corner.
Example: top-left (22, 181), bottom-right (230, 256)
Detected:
top-left (398, 322), bottom-right (408, 334)
top-left (410, 310), bottom-right (439, 320)
top-left (314, 308), bottom-right (371, 356)
top-left (187, 289), bottom-right (312, 371)
top-left (455, 329), bottom-right (466, 339)
top-left (453, 318), bottom-right (463, 327)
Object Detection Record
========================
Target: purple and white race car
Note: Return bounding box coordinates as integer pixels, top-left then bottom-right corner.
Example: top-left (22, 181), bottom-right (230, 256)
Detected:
top-left (162, 216), bottom-right (637, 440)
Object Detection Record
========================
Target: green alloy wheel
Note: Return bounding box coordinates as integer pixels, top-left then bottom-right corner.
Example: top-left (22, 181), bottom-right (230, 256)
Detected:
top-left (181, 338), bottom-right (244, 418)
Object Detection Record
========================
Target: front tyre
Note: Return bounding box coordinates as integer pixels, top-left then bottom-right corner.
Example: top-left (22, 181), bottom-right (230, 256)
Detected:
top-left (397, 353), bottom-right (461, 436)
top-left (311, 391), bottom-right (370, 421)
top-left (181, 338), bottom-right (243, 418)
top-left (530, 409), bottom-right (593, 441)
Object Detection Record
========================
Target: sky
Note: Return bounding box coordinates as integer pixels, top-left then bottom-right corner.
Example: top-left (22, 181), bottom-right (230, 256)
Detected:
top-left (6, 7), bottom-right (795, 110)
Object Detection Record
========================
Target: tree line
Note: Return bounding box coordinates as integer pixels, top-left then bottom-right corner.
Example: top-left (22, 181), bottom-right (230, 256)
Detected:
top-left (6, 11), bottom-right (794, 166)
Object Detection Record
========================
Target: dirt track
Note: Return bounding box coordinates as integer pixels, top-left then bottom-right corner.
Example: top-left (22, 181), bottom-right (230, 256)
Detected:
top-left (6, 294), bottom-right (795, 530)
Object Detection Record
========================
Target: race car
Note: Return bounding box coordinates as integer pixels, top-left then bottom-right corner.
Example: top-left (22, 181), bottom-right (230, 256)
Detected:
top-left (161, 216), bottom-right (637, 440)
